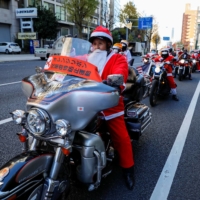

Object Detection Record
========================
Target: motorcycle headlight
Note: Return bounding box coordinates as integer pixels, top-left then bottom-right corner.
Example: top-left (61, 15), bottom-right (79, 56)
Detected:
top-left (193, 60), bottom-right (196, 63)
top-left (55, 119), bottom-right (71, 137)
top-left (180, 59), bottom-right (185, 64)
top-left (11, 110), bottom-right (25, 125)
top-left (155, 67), bottom-right (161, 73)
top-left (27, 108), bottom-right (50, 135)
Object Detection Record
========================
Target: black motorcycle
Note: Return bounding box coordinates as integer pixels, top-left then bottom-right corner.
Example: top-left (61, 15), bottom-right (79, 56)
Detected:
top-left (0, 38), bottom-right (152, 200)
top-left (149, 62), bottom-right (170, 106)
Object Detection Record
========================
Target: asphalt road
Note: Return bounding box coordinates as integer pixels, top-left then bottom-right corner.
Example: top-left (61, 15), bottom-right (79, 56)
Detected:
top-left (0, 57), bottom-right (200, 200)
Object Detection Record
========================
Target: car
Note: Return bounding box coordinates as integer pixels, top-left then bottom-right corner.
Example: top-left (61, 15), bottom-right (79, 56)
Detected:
top-left (0, 42), bottom-right (21, 54)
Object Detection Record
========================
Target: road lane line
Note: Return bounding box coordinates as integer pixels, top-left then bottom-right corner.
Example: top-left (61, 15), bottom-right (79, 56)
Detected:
top-left (0, 81), bottom-right (21, 87)
top-left (150, 81), bottom-right (200, 200)
top-left (0, 117), bottom-right (13, 125)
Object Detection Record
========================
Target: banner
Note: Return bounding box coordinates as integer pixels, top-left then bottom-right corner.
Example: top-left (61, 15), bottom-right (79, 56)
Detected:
top-left (16, 8), bottom-right (37, 18)
top-left (18, 32), bottom-right (37, 40)
top-left (44, 55), bottom-right (102, 82)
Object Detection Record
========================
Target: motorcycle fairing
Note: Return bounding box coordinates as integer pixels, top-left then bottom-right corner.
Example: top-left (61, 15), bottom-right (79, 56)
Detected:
top-left (0, 151), bottom-right (53, 191)
top-left (23, 74), bottom-right (119, 131)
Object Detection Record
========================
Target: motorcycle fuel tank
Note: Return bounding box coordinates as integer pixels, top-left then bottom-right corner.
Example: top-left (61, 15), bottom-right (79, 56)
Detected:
top-left (22, 73), bottom-right (119, 130)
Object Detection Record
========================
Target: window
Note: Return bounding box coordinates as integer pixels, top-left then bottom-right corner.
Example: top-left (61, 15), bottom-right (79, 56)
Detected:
top-left (43, 2), bottom-right (54, 13)
top-left (56, 5), bottom-right (65, 21)
top-left (0, 0), bottom-right (9, 9)
top-left (56, 0), bottom-right (65, 3)
top-left (61, 28), bottom-right (69, 36)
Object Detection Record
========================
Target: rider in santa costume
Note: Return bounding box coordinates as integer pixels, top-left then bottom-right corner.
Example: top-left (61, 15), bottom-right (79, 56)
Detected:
top-left (88, 25), bottom-right (135, 190)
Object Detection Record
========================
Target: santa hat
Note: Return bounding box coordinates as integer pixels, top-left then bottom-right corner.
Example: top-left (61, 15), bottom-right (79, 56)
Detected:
top-left (89, 26), bottom-right (113, 44)
top-left (113, 43), bottom-right (122, 50)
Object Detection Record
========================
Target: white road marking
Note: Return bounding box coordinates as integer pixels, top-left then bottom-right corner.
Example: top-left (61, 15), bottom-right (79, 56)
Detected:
top-left (150, 81), bottom-right (200, 200)
top-left (0, 81), bottom-right (21, 87)
top-left (0, 117), bottom-right (13, 125)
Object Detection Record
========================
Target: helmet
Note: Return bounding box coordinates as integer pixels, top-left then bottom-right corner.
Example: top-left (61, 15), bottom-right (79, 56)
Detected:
top-left (89, 26), bottom-right (113, 45)
top-left (112, 43), bottom-right (122, 53)
top-left (121, 40), bottom-right (129, 51)
top-left (161, 49), bottom-right (169, 59)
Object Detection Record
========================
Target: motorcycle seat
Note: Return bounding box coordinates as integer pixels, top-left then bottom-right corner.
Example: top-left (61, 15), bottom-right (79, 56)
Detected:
top-left (123, 67), bottom-right (145, 102)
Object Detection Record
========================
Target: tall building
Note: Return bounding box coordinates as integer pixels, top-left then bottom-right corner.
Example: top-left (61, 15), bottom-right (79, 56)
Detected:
top-left (181, 4), bottom-right (198, 50)
top-left (196, 6), bottom-right (200, 49)
top-left (109, 0), bottom-right (120, 30)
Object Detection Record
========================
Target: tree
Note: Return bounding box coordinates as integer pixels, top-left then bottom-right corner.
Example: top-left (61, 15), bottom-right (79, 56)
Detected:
top-left (119, 1), bottom-right (139, 41)
top-left (151, 32), bottom-right (161, 50)
top-left (63, 0), bottom-right (99, 38)
top-left (119, 1), bottom-right (139, 26)
top-left (138, 17), bottom-right (159, 52)
top-left (33, 6), bottom-right (59, 41)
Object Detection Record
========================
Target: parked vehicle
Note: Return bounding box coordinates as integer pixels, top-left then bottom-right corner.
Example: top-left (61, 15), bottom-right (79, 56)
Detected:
top-left (0, 37), bottom-right (152, 200)
top-left (129, 42), bottom-right (144, 56)
top-left (149, 62), bottom-right (171, 106)
top-left (0, 42), bottom-right (21, 54)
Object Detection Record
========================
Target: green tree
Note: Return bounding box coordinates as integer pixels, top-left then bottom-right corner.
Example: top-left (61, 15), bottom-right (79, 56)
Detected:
top-left (63, 0), bottom-right (99, 38)
top-left (33, 6), bottom-right (59, 41)
top-left (119, 1), bottom-right (139, 26)
top-left (119, 2), bottom-right (139, 42)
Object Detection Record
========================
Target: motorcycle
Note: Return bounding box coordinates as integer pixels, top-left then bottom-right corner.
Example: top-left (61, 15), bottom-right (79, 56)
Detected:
top-left (149, 62), bottom-right (171, 106)
top-left (0, 37), bottom-right (152, 200)
top-left (176, 59), bottom-right (192, 81)
top-left (191, 58), bottom-right (197, 72)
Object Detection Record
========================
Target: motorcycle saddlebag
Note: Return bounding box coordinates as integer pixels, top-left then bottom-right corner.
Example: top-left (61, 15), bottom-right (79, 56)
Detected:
top-left (125, 102), bottom-right (152, 140)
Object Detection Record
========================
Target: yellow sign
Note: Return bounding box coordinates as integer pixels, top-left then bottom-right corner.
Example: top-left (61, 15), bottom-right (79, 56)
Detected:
top-left (126, 22), bottom-right (132, 30)
top-left (18, 32), bottom-right (37, 40)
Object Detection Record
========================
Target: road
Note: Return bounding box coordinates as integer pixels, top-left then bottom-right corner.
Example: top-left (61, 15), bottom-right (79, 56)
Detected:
top-left (0, 57), bottom-right (200, 200)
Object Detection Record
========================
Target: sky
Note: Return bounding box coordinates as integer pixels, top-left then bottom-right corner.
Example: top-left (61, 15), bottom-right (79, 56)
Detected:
top-left (120, 0), bottom-right (200, 46)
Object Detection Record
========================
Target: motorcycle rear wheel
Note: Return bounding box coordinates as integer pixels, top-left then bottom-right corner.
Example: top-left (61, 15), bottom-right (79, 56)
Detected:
top-left (149, 80), bottom-right (158, 107)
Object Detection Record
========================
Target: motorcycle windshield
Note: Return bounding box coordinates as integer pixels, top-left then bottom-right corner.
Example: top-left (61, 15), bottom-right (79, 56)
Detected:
top-left (44, 37), bottom-right (102, 82)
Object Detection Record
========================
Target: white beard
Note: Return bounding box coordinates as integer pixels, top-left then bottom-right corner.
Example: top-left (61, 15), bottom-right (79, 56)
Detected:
top-left (87, 49), bottom-right (107, 75)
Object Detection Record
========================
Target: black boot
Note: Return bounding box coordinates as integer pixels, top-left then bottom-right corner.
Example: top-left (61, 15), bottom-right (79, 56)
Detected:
top-left (172, 95), bottom-right (179, 101)
top-left (123, 166), bottom-right (135, 190)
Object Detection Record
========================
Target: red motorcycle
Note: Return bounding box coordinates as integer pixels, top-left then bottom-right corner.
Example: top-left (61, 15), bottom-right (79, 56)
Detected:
top-left (177, 59), bottom-right (192, 81)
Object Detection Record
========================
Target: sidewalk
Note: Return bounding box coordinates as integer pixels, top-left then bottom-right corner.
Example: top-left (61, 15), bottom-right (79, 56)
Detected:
top-left (0, 54), bottom-right (41, 62)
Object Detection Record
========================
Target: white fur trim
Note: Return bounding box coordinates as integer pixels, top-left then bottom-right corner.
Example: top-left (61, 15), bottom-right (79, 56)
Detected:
top-left (91, 31), bottom-right (113, 43)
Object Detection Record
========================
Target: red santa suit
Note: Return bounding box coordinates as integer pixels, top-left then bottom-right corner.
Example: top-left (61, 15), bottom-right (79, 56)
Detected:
top-left (162, 55), bottom-right (177, 91)
top-left (88, 50), bottom-right (134, 168)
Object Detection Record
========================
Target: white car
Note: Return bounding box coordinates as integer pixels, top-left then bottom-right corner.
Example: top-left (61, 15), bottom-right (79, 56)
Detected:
top-left (0, 42), bottom-right (21, 54)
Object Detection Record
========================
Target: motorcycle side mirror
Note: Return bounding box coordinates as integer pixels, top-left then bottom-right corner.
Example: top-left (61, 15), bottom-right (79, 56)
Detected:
top-left (35, 66), bottom-right (43, 74)
top-left (107, 74), bottom-right (124, 86)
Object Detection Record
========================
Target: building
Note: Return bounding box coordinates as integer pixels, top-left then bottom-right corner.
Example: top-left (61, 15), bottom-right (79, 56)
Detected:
top-left (109, 0), bottom-right (120, 30)
top-left (181, 4), bottom-right (198, 50)
top-left (196, 6), bottom-right (200, 49)
top-left (0, 0), bottom-right (20, 42)
top-left (0, 0), bottom-right (119, 45)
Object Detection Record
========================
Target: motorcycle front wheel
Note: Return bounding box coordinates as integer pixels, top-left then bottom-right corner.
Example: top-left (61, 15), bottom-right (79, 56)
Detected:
top-left (149, 80), bottom-right (158, 107)
top-left (178, 69), bottom-right (183, 81)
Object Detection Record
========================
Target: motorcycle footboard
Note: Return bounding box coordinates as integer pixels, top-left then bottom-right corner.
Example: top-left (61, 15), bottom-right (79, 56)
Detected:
top-left (125, 103), bottom-right (152, 140)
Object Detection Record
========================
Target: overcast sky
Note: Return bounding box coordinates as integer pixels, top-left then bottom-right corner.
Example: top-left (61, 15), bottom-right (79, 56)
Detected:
top-left (120, 0), bottom-right (200, 43)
